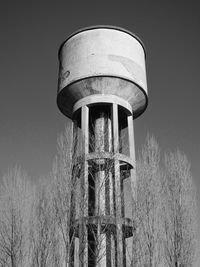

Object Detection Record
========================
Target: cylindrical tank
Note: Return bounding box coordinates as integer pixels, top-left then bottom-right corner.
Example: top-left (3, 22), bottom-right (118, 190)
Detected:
top-left (57, 26), bottom-right (148, 119)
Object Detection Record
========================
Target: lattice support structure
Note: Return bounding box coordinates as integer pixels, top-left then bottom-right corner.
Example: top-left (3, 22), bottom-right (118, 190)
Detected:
top-left (71, 97), bottom-right (136, 267)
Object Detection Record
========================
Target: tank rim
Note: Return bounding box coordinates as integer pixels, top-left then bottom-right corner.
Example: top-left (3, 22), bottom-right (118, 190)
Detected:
top-left (58, 25), bottom-right (146, 59)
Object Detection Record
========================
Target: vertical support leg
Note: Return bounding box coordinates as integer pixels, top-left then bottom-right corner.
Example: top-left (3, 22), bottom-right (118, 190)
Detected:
top-left (109, 114), bottom-right (115, 267)
top-left (70, 123), bottom-right (76, 266)
top-left (79, 105), bottom-right (89, 267)
top-left (127, 115), bottom-right (136, 265)
top-left (69, 121), bottom-right (76, 267)
top-left (121, 180), bottom-right (126, 267)
top-left (106, 116), bottom-right (114, 267)
top-left (112, 103), bottom-right (123, 267)
top-left (94, 112), bottom-right (107, 267)
top-left (127, 115), bottom-right (136, 200)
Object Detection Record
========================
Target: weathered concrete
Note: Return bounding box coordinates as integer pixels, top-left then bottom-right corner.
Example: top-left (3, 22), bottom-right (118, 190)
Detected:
top-left (57, 26), bottom-right (147, 119)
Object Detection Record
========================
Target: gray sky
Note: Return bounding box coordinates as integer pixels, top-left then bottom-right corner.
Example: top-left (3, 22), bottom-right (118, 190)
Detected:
top-left (0, 0), bottom-right (199, 226)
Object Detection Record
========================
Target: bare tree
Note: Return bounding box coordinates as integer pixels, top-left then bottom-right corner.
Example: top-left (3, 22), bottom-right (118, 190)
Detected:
top-left (0, 130), bottom-right (196, 267)
top-left (29, 180), bottom-right (60, 267)
top-left (131, 137), bottom-right (197, 267)
top-left (131, 135), bottom-right (162, 267)
top-left (162, 151), bottom-right (197, 267)
top-left (0, 167), bottom-right (33, 267)
top-left (51, 124), bottom-right (80, 267)
top-left (28, 124), bottom-right (82, 267)
top-left (28, 124), bottom-right (77, 267)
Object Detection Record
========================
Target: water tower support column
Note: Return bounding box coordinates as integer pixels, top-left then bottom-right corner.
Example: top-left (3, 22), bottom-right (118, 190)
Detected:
top-left (127, 115), bottom-right (136, 197)
top-left (112, 103), bottom-right (123, 266)
top-left (79, 105), bottom-right (89, 266)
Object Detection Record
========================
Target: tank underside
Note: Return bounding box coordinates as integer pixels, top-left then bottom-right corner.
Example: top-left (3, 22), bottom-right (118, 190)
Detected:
top-left (57, 76), bottom-right (147, 119)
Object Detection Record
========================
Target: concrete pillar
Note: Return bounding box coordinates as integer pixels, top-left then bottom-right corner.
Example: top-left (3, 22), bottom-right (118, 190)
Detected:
top-left (112, 103), bottom-right (123, 267)
top-left (79, 106), bottom-right (89, 267)
top-left (94, 112), bottom-right (106, 267)
top-left (127, 115), bottom-right (136, 199)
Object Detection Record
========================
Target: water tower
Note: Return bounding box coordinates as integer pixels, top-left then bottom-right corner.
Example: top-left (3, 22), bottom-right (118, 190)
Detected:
top-left (57, 26), bottom-right (148, 267)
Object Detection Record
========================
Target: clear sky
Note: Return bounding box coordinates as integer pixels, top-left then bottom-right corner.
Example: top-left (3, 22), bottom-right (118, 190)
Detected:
top-left (0, 0), bottom-right (199, 240)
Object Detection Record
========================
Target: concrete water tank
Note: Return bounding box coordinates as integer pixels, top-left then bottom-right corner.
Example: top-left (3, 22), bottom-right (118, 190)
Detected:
top-left (57, 26), bottom-right (148, 119)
